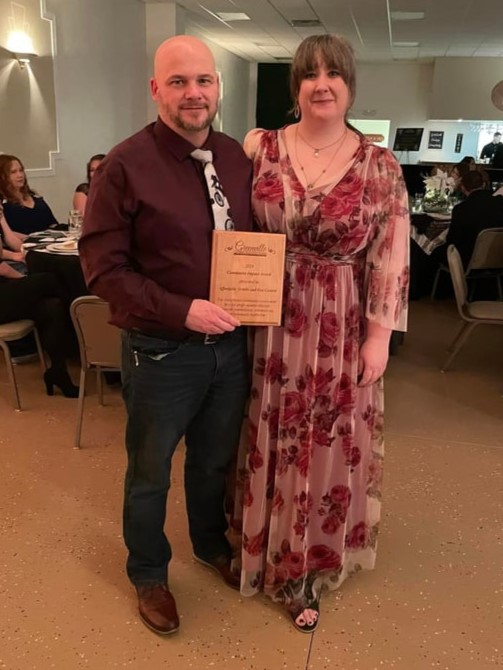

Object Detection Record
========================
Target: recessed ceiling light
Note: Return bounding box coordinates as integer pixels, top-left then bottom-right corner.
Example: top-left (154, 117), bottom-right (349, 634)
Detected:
top-left (391, 11), bottom-right (425, 21)
top-left (216, 12), bottom-right (250, 21)
top-left (393, 42), bottom-right (420, 47)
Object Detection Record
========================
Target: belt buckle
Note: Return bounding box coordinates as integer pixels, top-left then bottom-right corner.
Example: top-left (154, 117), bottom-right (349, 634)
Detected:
top-left (203, 333), bottom-right (217, 345)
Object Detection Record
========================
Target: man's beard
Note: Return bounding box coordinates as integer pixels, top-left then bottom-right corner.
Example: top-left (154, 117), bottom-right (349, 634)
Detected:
top-left (170, 106), bottom-right (217, 133)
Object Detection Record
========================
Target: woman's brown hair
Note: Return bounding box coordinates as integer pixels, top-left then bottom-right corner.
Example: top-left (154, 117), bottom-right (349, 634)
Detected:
top-left (0, 154), bottom-right (32, 203)
top-left (290, 34), bottom-right (357, 113)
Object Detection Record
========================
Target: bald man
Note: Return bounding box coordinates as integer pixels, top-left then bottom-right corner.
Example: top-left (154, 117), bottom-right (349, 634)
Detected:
top-left (80, 36), bottom-right (253, 635)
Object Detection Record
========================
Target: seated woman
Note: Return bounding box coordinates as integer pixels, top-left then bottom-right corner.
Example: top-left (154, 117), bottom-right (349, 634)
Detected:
top-left (449, 161), bottom-right (471, 200)
top-left (0, 209), bottom-right (26, 274)
top-left (459, 155), bottom-right (476, 168)
top-left (72, 153), bottom-right (106, 215)
top-left (0, 154), bottom-right (58, 235)
top-left (0, 208), bottom-right (78, 398)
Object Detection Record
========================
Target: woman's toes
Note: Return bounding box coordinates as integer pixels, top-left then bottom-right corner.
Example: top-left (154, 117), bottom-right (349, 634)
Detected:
top-left (296, 608), bottom-right (318, 626)
top-left (295, 611), bottom-right (307, 626)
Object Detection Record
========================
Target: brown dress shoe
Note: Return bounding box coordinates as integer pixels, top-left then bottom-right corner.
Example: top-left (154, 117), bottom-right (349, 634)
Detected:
top-left (193, 554), bottom-right (241, 590)
top-left (136, 583), bottom-right (179, 635)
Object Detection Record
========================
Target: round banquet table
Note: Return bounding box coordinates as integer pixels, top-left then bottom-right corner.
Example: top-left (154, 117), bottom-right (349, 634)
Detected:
top-left (23, 230), bottom-right (89, 305)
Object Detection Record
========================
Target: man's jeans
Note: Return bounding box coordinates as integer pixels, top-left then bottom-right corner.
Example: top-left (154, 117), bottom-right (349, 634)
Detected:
top-left (121, 329), bottom-right (249, 586)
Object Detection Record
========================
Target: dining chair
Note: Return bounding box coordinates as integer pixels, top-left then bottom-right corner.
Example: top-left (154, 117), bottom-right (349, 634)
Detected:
top-left (431, 227), bottom-right (503, 300)
top-left (441, 245), bottom-right (503, 372)
top-left (0, 320), bottom-right (46, 410)
top-left (70, 296), bottom-right (122, 448)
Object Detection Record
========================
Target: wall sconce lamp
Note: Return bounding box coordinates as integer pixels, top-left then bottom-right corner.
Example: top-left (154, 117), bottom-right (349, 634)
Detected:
top-left (10, 51), bottom-right (37, 69)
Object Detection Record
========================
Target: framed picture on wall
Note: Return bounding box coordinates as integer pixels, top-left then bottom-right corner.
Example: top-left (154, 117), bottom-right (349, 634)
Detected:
top-left (428, 131), bottom-right (444, 149)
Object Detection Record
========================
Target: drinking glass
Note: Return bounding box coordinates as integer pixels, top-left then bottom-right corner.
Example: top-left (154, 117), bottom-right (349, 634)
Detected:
top-left (412, 193), bottom-right (423, 214)
top-left (68, 209), bottom-right (83, 237)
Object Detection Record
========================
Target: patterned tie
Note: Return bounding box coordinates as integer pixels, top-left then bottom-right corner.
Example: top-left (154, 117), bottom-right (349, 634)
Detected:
top-left (190, 149), bottom-right (235, 231)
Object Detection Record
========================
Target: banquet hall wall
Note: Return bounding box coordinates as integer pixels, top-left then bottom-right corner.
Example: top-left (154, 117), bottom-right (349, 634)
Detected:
top-left (0, 0), bottom-right (255, 221)
top-left (2, 0), bottom-right (503, 220)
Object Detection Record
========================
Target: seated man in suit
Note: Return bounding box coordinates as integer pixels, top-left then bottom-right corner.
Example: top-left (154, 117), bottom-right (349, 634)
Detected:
top-left (443, 170), bottom-right (503, 268)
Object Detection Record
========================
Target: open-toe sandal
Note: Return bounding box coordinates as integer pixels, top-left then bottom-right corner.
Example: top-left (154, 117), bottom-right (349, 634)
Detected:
top-left (289, 600), bottom-right (320, 633)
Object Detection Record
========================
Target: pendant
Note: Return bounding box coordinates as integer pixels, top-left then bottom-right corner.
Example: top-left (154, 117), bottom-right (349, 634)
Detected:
top-left (314, 150), bottom-right (320, 158)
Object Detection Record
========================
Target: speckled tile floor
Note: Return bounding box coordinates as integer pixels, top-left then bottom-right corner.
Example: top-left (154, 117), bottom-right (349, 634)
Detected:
top-left (1, 299), bottom-right (502, 670)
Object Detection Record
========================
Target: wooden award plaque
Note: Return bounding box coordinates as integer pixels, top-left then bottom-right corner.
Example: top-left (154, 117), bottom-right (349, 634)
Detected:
top-left (209, 230), bottom-right (286, 326)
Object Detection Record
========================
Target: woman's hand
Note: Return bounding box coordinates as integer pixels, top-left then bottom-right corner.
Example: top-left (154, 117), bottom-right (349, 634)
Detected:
top-left (358, 322), bottom-right (392, 386)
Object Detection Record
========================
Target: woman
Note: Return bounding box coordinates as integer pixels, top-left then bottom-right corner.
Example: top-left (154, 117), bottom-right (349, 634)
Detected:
top-left (237, 35), bottom-right (409, 632)
top-left (0, 205), bottom-right (78, 398)
top-left (0, 211), bottom-right (27, 274)
top-left (72, 153), bottom-right (106, 215)
top-left (0, 155), bottom-right (58, 235)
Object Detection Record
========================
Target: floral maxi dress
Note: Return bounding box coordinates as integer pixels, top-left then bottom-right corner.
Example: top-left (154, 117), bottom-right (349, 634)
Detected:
top-left (238, 130), bottom-right (409, 608)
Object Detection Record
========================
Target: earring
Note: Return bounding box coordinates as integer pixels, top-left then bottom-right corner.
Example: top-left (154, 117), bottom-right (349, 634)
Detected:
top-left (294, 102), bottom-right (300, 119)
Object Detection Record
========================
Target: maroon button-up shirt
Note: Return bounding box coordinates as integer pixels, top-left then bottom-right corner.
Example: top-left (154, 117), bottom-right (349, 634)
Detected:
top-left (79, 119), bottom-right (253, 334)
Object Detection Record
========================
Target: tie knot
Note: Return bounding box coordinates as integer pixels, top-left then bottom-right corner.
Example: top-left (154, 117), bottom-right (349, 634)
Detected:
top-left (191, 149), bottom-right (213, 165)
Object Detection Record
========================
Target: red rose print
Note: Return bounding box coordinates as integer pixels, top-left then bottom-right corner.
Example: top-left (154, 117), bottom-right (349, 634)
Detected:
top-left (337, 224), bottom-right (368, 256)
top-left (282, 391), bottom-right (308, 426)
top-left (261, 132), bottom-right (279, 162)
top-left (272, 487), bottom-right (285, 514)
top-left (348, 446), bottom-right (361, 468)
top-left (244, 528), bottom-right (267, 556)
top-left (319, 312), bottom-right (340, 349)
top-left (243, 474), bottom-right (254, 507)
top-left (314, 367), bottom-right (335, 395)
top-left (334, 373), bottom-right (355, 414)
top-left (284, 551), bottom-right (305, 580)
top-left (295, 444), bottom-right (311, 476)
top-left (267, 407), bottom-right (280, 440)
top-left (248, 419), bottom-right (258, 448)
top-left (284, 299), bottom-right (308, 338)
top-left (338, 169), bottom-right (363, 196)
top-left (330, 485), bottom-right (352, 506)
top-left (295, 261), bottom-right (312, 290)
top-left (343, 339), bottom-right (359, 362)
top-left (317, 265), bottom-right (338, 301)
top-left (321, 191), bottom-right (355, 219)
top-left (254, 357), bottom-right (266, 376)
top-left (321, 515), bottom-right (340, 535)
top-left (306, 544), bottom-right (341, 571)
top-left (248, 442), bottom-right (264, 473)
top-left (264, 353), bottom-right (287, 385)
top-left (312, 425), bottom-right (332, 448)
top-left (254, 170), bottom-right (284, 202)
top-left (345, 522), bottom-right (370, 549)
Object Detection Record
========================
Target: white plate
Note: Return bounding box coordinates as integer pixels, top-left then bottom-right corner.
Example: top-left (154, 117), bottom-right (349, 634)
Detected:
top-left (21, 242), bottom-right (37, 249)
top-left (46, 241), bottom-right (79, 254)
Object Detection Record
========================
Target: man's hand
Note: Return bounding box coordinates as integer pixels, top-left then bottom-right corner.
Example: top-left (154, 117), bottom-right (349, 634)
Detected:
top-left (185, 299), bottom-right (240, 334)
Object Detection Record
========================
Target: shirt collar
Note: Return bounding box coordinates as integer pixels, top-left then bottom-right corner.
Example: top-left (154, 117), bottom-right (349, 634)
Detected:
top-left (153, 117), bottom-right (217, 162)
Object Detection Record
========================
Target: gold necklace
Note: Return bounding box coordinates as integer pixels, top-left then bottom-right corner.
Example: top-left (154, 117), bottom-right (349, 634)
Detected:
top-left (297, 127), bottom-right (347, 158)
top-left (295, 126), bottom-right (348, 190)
